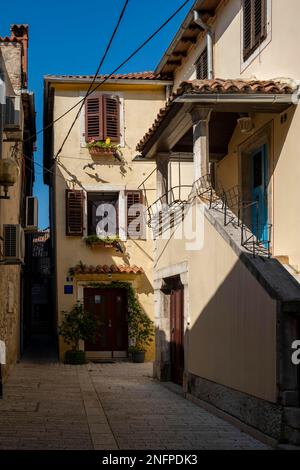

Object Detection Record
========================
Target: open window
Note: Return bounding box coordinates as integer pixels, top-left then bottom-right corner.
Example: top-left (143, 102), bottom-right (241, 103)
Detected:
top-left (87, 192), bottom-right (119, 237)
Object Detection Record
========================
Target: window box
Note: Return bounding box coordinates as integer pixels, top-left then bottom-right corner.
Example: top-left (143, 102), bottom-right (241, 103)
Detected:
top-left (86, 138), bottom-right (123, 161)
top-left (88, 146), bottom-right (115, 158)
top-left (84, 235), bottom-right (122, 251)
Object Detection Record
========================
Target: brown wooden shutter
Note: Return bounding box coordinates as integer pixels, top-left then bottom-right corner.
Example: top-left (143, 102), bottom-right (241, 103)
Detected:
top-left (243, 0), bottom-right (267, 61)
top-left (195, 48), bottom-right (208, 80)
top-left (103, 95), bottom-right (120, 142)
top-left (66, 189), bottom-right (84, 236)
top-left (85, 96), bottom-right (103, 141)
top-left (126, 190), bottom-right (145, 239)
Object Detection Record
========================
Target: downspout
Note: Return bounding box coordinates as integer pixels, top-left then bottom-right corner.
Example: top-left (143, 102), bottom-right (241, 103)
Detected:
top-left (193, 10), bottom-right (213, 79)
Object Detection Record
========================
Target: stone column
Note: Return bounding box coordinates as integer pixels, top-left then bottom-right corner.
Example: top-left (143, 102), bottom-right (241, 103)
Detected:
top-left (156, 154), bottom-right (169, 204)
top-left (190, 107), bottom-right (212, 181)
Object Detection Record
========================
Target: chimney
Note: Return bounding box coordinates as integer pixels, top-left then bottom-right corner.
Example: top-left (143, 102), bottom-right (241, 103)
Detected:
top-left (10, 24), bottom-right (29, 88)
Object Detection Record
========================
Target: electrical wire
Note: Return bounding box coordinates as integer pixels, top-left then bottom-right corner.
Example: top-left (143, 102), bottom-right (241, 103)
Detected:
top-left (55, 0), bottom-right (130, 161)
top-left (20, 0), bottom-right (193, 196)
top-left (24, 0), bottom-right (192, 146)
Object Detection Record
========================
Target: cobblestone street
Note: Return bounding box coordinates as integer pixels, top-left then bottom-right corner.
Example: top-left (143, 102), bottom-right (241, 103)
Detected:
top-left (0, 361), bottom-right (269, 450)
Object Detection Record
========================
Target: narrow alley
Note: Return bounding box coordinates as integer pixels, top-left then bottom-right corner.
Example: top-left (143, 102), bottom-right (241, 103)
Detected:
top-left (0, 361), bottom-right (269, 450)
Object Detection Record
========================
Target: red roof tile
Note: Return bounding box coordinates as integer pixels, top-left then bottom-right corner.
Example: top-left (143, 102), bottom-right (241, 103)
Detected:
top-left (70, 264), bottom-right (144, 275)
top-left (136, 79), bottom-right (296, 152)
top-left (0, 36), bottom-right (22, 43)
top-left (45, 72), bottom-right (167, 81)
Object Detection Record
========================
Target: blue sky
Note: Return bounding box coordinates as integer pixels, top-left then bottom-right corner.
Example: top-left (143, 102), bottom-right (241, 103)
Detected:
top-left (1, 0), bottom-right (192, 229)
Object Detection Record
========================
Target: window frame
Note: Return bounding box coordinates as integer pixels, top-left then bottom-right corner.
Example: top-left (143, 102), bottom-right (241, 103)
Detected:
top-left (86, 191), bottom-right (120, 237)
top-left (195, 47), bottom-right (208, 80)
top-left (80, 91), bottom-right (125, 148)
top-left (241, 0), bottom-right (271, 70)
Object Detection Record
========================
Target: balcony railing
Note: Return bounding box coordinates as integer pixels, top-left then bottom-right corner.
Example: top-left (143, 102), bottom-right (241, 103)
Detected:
top-left (146, 185), bottom-right (193, 230)
top-left (193, 175), bottom-right (272, 258)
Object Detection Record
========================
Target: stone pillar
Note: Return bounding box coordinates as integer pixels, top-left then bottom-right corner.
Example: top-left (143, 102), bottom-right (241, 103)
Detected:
top-left (190, 107), bottom-right (212, 181)
top-left (156, 154), bottom-right (169, 204)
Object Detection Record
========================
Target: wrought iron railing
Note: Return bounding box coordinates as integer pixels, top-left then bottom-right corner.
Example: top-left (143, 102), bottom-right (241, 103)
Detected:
top-left (146, 185), bottom-right (193, 228)
top-left (193, 176), bottom-right (272, 258)
top-left (193, 174), bottom-right (224, 209)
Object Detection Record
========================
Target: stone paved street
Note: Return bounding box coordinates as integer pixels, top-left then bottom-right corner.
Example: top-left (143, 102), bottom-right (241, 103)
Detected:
top-left (0, 361), bottom-right (270, 450)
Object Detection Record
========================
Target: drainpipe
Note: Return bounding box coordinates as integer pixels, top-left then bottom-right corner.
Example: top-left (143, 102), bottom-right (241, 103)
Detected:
top-left (193, 10), bottom-right (213, 79)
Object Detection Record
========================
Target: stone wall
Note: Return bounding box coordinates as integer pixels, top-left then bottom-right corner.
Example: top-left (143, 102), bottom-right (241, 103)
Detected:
top-left (0, 42), bottom-right (22, 92)
top-left (0, 265), bottom-right (21, 376)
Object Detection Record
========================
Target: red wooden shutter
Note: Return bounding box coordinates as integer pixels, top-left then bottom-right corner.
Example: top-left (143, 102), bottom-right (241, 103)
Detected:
top-left (103, 95), bottom-right (120, 142)
top-left (126, 190), bottom-right (145, 239)
top-left (85, 96), bottom-right (103, 141)
top-left (66, 189), bottom-right (84, 236)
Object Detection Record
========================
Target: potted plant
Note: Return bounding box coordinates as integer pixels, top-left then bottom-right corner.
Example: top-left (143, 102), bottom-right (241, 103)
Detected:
top-left (86, 137), bottom-right (122, 160)
top-left (58, 301), bottom-right (98, 364)
top-left (128, 303), bottom-right (154, 363)
top-left (84, 235), bottom-right (122, 250)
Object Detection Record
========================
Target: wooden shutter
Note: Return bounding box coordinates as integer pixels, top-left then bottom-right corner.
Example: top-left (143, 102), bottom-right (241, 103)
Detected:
top-left (103, 95), bottom-right (120, 142)
top-left (85, 96), bottom-right (103, 141)
top-left (243, 0), bottom-right (267, 61)
top-left (195, 48), bottom-right (208, 80)
top-left (66, 189), bottom-right (84, 236)
top-left (126, 191), bottom-right (144, 239)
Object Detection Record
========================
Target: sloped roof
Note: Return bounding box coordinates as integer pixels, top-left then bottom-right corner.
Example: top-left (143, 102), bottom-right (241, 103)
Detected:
top-left (70, 264), bottom-right (145, 275)
top-left (136, 79), bottom-right (296, 152)
top-left (44, 72), bottom-right (169, 82)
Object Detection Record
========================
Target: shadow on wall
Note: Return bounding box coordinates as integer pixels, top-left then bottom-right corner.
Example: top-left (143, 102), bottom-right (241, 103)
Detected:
top-left (155, 253), bottom-right (300, 440)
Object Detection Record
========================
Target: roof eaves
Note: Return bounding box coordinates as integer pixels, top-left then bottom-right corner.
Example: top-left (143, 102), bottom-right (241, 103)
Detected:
top-left (43, 76), bottom-right (173, 86)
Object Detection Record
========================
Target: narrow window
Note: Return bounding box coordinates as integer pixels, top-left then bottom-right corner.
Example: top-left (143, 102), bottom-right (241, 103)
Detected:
top-left (195, 48), bottom-right (208, 80)
top-left (243, 0), bottom-right (267, 61)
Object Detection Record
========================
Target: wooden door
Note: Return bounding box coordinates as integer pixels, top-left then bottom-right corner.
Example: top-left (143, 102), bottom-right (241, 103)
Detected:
top-left (84, 288), bottom-right (128, 356)
top-left (251, 144), bottom-right (268, 244)
top-left (170, 286), bottom-right (184, 385)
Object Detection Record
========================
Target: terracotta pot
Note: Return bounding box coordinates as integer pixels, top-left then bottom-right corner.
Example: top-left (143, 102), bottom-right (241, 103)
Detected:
top-left (88, 147), bottom-right (114, 157)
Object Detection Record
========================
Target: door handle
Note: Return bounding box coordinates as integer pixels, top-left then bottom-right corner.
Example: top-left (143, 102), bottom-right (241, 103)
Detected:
top-left (171, 327), bottom-right (175, 334)
top-left (108, 319), bottom-right (112, 328)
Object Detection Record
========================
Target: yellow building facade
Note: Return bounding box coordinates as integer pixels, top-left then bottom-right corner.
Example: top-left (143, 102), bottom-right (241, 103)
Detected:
top-left (43, 74), bottom-right (171, 361)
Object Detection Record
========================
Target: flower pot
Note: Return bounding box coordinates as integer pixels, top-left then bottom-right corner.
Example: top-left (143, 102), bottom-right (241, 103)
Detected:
top-left (88, 147), bottom-right (114, 158)
top-left (131, 350), bottom-right (145, 363)
top-left (64, 350), bottom-right (86, 365)
top-left (88, 241), bottom-right (116, 249)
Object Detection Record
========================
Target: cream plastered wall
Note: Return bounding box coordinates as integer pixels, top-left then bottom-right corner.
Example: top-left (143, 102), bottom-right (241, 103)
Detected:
top-left (171, 0), bottom-right (300, 268)
top-left (173, 0), bottom-right (300, 88)
top-left (215, 105), bottom-right (300, 268)
top-left (155, 199), bottom-right (277, 402)
top-left (52, 83), bottom-right (167, 360)
top-left (0, 141), bottom-right (22, 377)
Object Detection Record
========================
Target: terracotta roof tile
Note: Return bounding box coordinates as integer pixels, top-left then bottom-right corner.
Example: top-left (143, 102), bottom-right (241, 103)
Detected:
top-left (136, 79), bottom-right (296, 152)
top-left (45, 72), bottom-right (167, 81)
top-left (0, 36), bottom-right (22, 43)
top-left (70, 264), bottom-right (144, 275)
